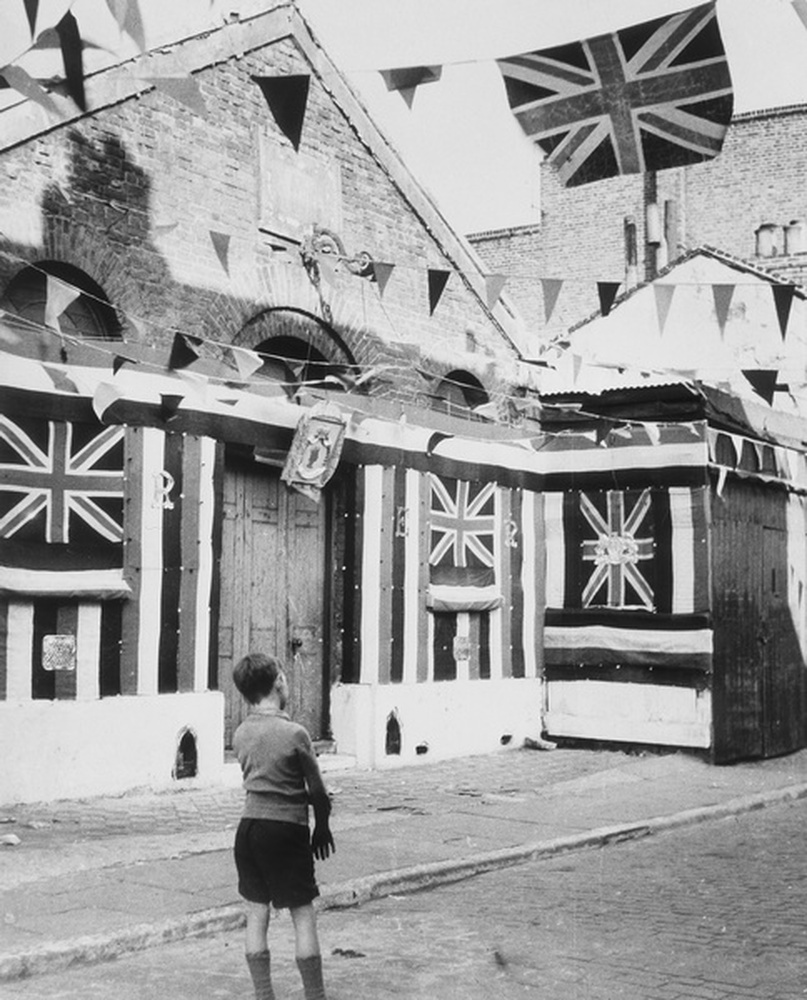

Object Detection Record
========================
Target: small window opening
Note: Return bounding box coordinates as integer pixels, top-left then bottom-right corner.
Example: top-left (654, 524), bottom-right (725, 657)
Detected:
top-left (385, 712), bottom-right (402, 756)
top-left (174, 728), bottom-right (198, 779)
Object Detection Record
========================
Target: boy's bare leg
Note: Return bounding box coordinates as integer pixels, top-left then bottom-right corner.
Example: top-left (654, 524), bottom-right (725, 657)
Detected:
top-left (245, 902), bottom-right (276, 1000)
top-left (291, 904), bottom-right (327, 1000)
top-left (245, 901), bottom-right (271, 953)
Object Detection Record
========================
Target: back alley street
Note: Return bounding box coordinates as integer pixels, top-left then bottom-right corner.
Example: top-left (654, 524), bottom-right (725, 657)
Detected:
top-left (6, 794), bottom-right (807, 1000)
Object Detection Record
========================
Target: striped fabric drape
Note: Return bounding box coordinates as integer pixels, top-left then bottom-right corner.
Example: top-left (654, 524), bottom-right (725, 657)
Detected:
top-left (359, 466), bottom-right (543, 685)
top-left (544, 485), bottom-right (711, 669)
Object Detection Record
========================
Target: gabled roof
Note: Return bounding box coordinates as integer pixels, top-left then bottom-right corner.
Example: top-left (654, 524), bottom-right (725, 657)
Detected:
top-left (0, 2), bottom-right (530, 355)
top-left (534, 245), bottom-right (807, 415)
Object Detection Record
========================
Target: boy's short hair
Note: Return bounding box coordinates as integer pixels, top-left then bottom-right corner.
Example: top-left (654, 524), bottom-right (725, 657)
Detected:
top-left (232, 653), bottom-right (282, 705)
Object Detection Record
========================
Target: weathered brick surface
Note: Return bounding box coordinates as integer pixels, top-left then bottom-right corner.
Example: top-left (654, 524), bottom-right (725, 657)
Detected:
top-left (0, 20), bottom-right (519, 413)
top-left (470, 105), bottom-right (807, 338)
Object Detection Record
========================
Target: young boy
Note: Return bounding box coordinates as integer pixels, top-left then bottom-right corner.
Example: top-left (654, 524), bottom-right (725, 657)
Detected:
top-left (232, 652), bottom-right (335, 1000)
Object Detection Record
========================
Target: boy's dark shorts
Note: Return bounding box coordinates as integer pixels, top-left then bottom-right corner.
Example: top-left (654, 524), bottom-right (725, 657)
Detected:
top-left (234, 818), bottom-right (319, 909)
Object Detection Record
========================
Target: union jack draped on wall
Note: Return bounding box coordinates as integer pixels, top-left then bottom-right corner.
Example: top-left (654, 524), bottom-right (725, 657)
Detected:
top-left (428, 473), bottom-right (501, 612)
top-left (498, 2), bottom-right (733, 187)
top-left (544, 486), bottom-right (712, 669)
top-left (0, 414), bottom-right (124, 571)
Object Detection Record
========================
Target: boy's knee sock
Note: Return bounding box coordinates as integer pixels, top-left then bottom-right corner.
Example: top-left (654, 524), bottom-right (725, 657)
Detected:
top-left (246, 950), bottom-right (276, 1000)
top-left (296, 954), bottom-right (327, 1000)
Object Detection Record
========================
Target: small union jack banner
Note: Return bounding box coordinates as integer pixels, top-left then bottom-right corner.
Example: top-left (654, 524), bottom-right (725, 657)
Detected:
top-left (0, 415), bottom-right (124, 546)
top-left (498, 2), bottom-right (733, 186)
top-left (429, 474), bottom-right (496, 571)
top-left (428, 474), bottom-right (500, 612)
top-left (580, 489), bottom-right (655, 610)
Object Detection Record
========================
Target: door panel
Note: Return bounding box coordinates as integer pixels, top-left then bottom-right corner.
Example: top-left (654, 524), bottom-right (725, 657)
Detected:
top-left (762, 526), bottom-right (805, 756)
top-left (219, 458), bottom-right (327, 746)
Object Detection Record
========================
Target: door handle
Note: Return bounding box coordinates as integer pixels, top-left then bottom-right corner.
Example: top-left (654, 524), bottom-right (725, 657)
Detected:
top-left (290, 636), bottom-right (304, 650)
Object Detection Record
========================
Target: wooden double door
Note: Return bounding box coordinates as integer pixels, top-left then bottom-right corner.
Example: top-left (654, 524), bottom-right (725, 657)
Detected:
top-left (218, 455), bottom-right (329, 746)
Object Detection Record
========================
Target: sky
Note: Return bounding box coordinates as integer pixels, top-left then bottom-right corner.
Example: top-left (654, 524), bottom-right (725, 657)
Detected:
top-left (2, 0), bottom-right (807, 234)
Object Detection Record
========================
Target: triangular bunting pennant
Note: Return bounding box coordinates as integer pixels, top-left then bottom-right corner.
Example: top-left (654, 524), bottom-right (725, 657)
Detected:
top-left (729, 433), bottom-right (744, 465)
top-left (150, 76), bottom-right (208, 117)
top-left (654, 284), bottom-right (675, 334)
top-left (379, 65), bottom-right (442, 107)
top-left (168, 332), bottom-right (202, 370)
top-left (229, 345), bottom-right (263, 379)
top-left (252, 75), bottom-right (310, 151)
top-left (712, 283), bottom-right (735, 336)
top-left (485, 274), bottom-right (507, 309)
top-left (793, 0), bottom-right (807, 30)
top-left (716, 465), bottom-right (728, 498)
top-left (597, 281), bottom-right (620, 317)
top-left (42, 364), bottom-right (78, 393)
top-left (112, 355), bottom-right (131, 374)
top-left (426, 431), bottom-right (452, 456)
top-left (541, 278), bottom-right (563, 324)
top-left (0, 64), bottom-right (60, 117)
top-left (44, 274), bottom-right (80, 331)
top-left (23, 0), bottom-right (39, 38)
top-left (645, 423), bottom-right (662, 446)
top-left (105, 0), bottom-right (146, 51)
top-left (772, 284), bottom-right (795, 340)
top-left (372, 261), bottom-right (395, 297)
top-left (209, 230), bottom-right (231, 274)
top-left (428, 269), bottom-right (450, 315)
top-left (595, 424), bottom-right (611, 447)
top-left (571, 353), bottom-right (583, 385)
top-left (93, 382), bottom-right (125, 421)
top-left (159, 393), bottom-right (184, 421)
top-left (55, 10), bottom-right (86, 112)
top-left (742, 369), bottom-right (778, 405)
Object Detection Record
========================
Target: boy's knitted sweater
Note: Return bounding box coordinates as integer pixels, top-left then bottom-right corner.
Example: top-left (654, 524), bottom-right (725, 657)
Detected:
top-left (233, 707), bottom-right (331, 826)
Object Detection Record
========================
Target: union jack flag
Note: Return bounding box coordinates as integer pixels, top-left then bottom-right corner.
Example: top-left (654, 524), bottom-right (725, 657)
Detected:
top-left (580, 489), bottom-right (655, 610)
top-left (428, 474), bottom-right (499, 613)
top-left (429, 474), bottom-right (496, 574)
top-left (498, 3), bottom-right (733, 186)
top-left (0, 415), bottom-right (125, 547)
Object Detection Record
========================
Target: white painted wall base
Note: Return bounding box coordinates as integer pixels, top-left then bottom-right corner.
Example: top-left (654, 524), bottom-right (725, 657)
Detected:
top-left (544, 680), bottom-right (712, 749)
top-left (0, 692), bottom-right (225, 806)
top-left (330, 678), bottom-right (544, 769)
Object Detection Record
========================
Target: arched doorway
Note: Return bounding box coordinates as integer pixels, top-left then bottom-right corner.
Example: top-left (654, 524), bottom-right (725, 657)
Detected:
top-left (218, 311), bottom-right (356, 745)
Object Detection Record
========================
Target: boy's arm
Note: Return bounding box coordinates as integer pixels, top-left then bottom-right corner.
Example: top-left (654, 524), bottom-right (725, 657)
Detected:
top-left (296, 732), bottom-right (335, 859)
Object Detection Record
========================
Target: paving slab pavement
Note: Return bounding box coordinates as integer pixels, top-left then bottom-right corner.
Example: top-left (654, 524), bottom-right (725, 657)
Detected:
top-left (2, 745), bottom-right (807, 982)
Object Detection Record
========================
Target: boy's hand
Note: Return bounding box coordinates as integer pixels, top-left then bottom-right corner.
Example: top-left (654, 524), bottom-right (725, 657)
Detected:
top-left (312, 821), bottom-right (335, 860)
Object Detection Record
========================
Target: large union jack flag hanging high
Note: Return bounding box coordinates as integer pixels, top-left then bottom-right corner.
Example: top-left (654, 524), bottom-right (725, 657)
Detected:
top-left (0, 415), bottom-right (125, 549)
top-left (498, 2), bottom-right (733, 186)
top-left (580, 489), bottom-right (655, 610)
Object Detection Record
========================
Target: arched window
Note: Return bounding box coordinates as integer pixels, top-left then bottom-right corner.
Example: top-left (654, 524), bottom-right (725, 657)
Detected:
top-left (0, 261), bottom-right (120, 362)
top-left (431, 370), bottom-right (489, 417)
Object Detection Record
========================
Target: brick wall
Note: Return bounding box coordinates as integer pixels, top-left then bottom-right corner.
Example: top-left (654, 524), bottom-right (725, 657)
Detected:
top-left (0, 22), bottom-right (520, 416)
top-left (470, 105), bottom-right (807, 340)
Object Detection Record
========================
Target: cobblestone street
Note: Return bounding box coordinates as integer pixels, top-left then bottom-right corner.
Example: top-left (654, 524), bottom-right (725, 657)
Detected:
top-left (6, 794), bottom-right (807, 999)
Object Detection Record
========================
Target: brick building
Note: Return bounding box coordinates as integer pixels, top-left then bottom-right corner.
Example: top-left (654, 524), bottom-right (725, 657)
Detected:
top-left (470, 105), bottom-right (807, 344)
top-left (0, 2), bottom-right (559, 803)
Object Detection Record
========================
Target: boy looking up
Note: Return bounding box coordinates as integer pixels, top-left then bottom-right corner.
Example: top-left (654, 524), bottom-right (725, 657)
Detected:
top-left (232, 652), bottom-right (334, 1000)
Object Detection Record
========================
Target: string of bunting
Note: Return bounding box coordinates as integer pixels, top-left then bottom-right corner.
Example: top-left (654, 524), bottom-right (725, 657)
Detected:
top-left (1, 245), bottom-right (805, 418)
top-left (3, 0), bottom-right (807, 189)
